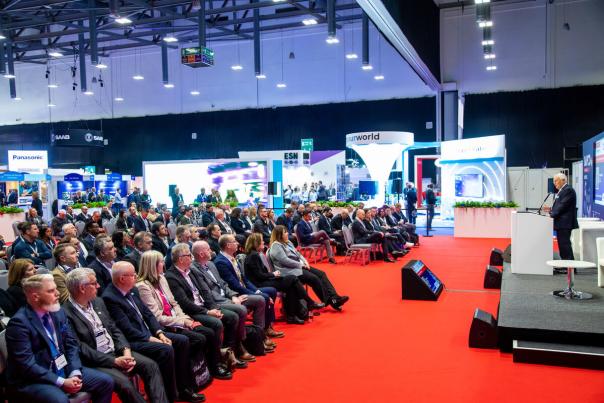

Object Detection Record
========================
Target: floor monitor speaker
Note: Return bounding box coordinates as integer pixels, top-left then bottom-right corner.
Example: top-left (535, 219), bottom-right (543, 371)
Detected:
top-left (401, 260), bottom-right (444, 301)
top-left (469, 308), bottom-right (498, 349)
top-left (484, 265), bottom-right (502, 289)
top-left (489, 248), bottom-right (504, 266)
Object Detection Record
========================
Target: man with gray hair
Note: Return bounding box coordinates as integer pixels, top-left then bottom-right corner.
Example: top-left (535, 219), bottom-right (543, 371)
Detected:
top-left (544, 172), bottom-right (579, 260)
top-left (123, 231), bottom-right (153, 271)
top-left (64, 268), bottom-right (168, 403)
top-left (6, 274), bottom-right (114, 402)
top-left (89, 236), bottom-right (118, 293)
top-left (51, 209), bottom-right (68, 236)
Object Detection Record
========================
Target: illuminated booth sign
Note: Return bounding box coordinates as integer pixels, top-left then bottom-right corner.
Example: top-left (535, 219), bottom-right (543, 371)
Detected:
top-left (8, 150), bottom-right (48, 174)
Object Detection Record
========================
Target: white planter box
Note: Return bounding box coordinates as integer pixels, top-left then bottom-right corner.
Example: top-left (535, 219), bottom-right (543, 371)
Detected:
top-left (0, 212), bottom-right (26, 243)
top-left (454, 207), bottom-right (516, 238)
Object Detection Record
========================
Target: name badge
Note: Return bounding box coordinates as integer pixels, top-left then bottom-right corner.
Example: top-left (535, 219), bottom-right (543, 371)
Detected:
top-left (95, 330), bottom-right (110, 350)
top-left (55, 354), bottom-right (68, 370)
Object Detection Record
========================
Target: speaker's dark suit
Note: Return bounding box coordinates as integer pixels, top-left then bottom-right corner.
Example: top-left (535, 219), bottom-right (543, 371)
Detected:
top-left (550, 184), bottom-right (579, 260)
top-left (63, 298), bottom-right (168, 403)
top-left (5, 305), bottom-right (114, 403)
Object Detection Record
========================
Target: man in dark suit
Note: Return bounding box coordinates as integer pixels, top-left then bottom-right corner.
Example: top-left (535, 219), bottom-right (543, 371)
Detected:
top-left (6, 274), bottom-right (114, 403)
top-left (64, 268), bottom-right (168, 403)
top-left (318, 207), bottom-right (345, 254)
top-left (155, 209), bottom-right (173, 226)
top-left (151, 222), bottom-right (170, 257)
top-left (102, 261), bottom-right (205, 402)
top-left (89, 236), bottom-right (117, 293)
top-left (351, 209), bottom-right (396, 263)
top-left (546, 173), bottom-right (579, 260)
top-left (122, 231), bottom-right (153, 271)
top-left (253, 207), bottom-right (272, 243)
top-left (331, 210), bottom-right (352, 231)
top-left (165, 243), bottom-right (251, 365)
top-left (276, 207), bottom-right (294, 234)
top-left (425, 184), bottom-right (437, 231)
top-left (296, 210), bottom-right (336, 264)
top-left (80, 221), bottom-right (102, 255)
top-left (7, 189), bottom-right (18, 205)
top-left (75, 206), bottom-right (91, 223)
top-left (131, 209), bottom-right (152, 234)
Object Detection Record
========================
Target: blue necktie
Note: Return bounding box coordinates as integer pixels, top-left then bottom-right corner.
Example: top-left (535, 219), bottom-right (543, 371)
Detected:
top-left (42, 314), bottom-right (65, 378)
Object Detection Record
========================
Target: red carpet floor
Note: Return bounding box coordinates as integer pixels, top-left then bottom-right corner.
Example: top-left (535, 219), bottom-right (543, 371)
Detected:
top-left (141, 237), bottom-right (604, 402)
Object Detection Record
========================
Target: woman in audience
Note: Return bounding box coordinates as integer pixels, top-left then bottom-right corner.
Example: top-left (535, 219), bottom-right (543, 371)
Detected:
top-left (137, 250), bottom-right (233, 380)
top-left (39, 224), bottom-right (57, 251)
top-left (230, 208), bottom-right (249, 237)
top-left (206, 223), bottom-right (222, 257)
top-left (248, 206), bottom-right (258, 223)
top-left (268, 225), bottom-right (349, 312)
top-left (267, 210), bottom-right (277, 233)
top-left (244, 233), bottom-right (311, 325)
top-left (7, 258), bottom-right (36, 313)
top-left (112, 230), bottom-right (132, 260)
top-left (115, 209), bottom-right (128, 232)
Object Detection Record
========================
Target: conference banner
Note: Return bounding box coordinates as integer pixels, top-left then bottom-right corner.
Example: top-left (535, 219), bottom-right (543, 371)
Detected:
top-left (51, 129), bottom-right (104, 147)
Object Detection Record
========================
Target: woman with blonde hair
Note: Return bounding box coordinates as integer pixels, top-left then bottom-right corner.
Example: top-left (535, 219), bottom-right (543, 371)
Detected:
top-left (136, 250), bottom-right (232, 380)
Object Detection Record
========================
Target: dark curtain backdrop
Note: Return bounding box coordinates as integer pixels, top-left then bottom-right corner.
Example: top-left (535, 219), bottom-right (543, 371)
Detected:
top-left (463, 85), bottom-right (604, 168)
top-left (0, 97), bottom-right (437, 176)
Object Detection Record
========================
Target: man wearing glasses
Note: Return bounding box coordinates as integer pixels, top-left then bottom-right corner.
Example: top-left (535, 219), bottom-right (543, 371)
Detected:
top-left (64, 268), bottom-right (168, 403)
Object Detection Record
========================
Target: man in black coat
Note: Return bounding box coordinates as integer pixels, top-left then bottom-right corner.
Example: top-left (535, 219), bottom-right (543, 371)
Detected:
top-left (88, 236), bottom-right (117, 293)
top-left (546, 173), bottom-right (579, 260)
top-left (151, 222), bottom-right (170, 257)
top-left (64, 268), bottom-right (168, 403)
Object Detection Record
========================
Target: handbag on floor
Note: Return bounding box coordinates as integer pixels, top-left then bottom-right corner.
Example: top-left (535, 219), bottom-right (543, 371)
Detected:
top-left (190, 348), bottom-right (211, 390)
top-left (243, 324), bottom-right (266, 356)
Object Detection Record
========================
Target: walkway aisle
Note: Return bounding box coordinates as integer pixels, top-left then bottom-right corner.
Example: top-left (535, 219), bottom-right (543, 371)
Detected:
top-left (203, 237), bottom-right (604, 403)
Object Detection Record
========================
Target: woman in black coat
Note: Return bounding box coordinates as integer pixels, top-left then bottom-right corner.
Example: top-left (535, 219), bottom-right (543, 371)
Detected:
top-left (243, 233), bottom-right (316, 324)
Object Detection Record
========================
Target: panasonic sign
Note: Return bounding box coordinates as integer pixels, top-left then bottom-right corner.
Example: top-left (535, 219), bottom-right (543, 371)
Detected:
top-left (8, 150), bottom-right (49, 174)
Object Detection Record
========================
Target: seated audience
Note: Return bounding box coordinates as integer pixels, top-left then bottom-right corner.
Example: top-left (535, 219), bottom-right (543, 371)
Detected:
top-left (206, 223), bottom-right (222, 257)
top-left (115, 210), bottom-right (129, 232)
top-left (331, 209), bottom-right (352, 231)
top-left (229, 208), bottom-right (251, 237)
top-left (252, 206), bottom-right (272, 243)
top-left (39, 224), bottom-right (57, 251)
top-left (244, 233), bottom-right (312, 325)
top-left (102, 261), bottom-right (205, 402)
top-left (51, 209), bottom-right (68, 236)
top-left (52, 243), bottom-right (80, 303)
top-left (26, 207), bottom-right (45, 226)
top-left (6, 274), bottom-right (114, 403)
top-left (6, 258), bottom-right (36, 314)
top-left (89, 236), bottom-right (117, 292)
top-left (136, 250), bottom-right (232, 380)
top-left (268, 225), bottom-right (349, 311)
top-left (112, 230), bottom-right (133, 261)
top-left (13, 222), bottom-right (52, 266)
top-left (151, 222), bottom-right (171, 257)
top-left (351, 209), bottom-right (400, 263)
top-left (123, 231), bottom-right (153, 271)
top-left (64, 268), bottom-right (169, 403)
top-left (165, 243), bottom-right (250, 365)
top-left (76, 206), bottom-right (91, 222)
top-left (296, 209), bottom-right (336, 264)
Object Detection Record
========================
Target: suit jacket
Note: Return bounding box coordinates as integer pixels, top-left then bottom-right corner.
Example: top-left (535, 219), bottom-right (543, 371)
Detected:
top-left (136, 277), bottom-right (191, 329)
top-left (318, 214), bottom-right (334, 235)
top-left (63, 298), bottom-right (129, 368)
top-left (101, 211), bottom-right (114, 221)
top-left (102, 284), bottom-right (162, 342)
top-left (425, 189), bottom-right (437, 205)
top-left (295, 220), bottom-right (314, 245)
top-left (213, 253), bottom-right (258, 295)
top-left (276, 215), bottom-right (293, 233)
top-left (201, 213), bottom-right (214, 228)
top-left (6, 305), bottom-right (82, 386)
top-left (75, 212), bottom-right (90, 222)
top-left (151, 234), bottom-right (169, 257)
top-left (7, 192), bottom-right (18, 204)
top-left (80, 233), bottom-right (96, 253)
top-left (550, 184), bottom-right (579, 230)
top-left (178, 216), bottom-right (192, 226)
top-left (122, 249), bottom-right (142, 271)
top-left (164, 265), bottom-right (219, 317)
top-left (230, 217), bottom-right (249, 235)
top-left (13, 238), bottom-right (52, 265)
top-left (132, 215), bottom-right (151, 233)
top-left (193, 260), bottom-right (238, 304)
top-left (351, 218), bottom-right (374, 243)
top-left (266, 242), bottom-right (305, 277)
top-left (330, 214), bottom-right (351, 231)
top-left (253, 219), bottom-right (271, 241)
top-left (88, 259), bottom-right (114, 292)
top-left (214, 219), bottom-right (233, 235)
top-left (244, 251), bottom-right (277, 286)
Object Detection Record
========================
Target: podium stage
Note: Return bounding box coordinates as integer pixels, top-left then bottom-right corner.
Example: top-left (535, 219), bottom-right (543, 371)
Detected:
top-left (498, 266), bottom-right (604, 352)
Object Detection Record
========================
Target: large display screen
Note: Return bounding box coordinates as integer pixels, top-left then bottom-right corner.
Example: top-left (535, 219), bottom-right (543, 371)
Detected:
top-left (455, 174), bottom-right (484, 198)
top-left (359, 180), bottom-right (378, 196)
top-left (144, 160), bottom-right (268, 207)
top-left (594, 139), bottom-right (604, 206)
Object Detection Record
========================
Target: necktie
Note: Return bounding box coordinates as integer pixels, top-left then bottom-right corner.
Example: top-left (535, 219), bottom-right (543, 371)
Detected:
top-left (127, 295), bottom-right (151, 336)
top-left (42, 314), bottom-right (65, 378)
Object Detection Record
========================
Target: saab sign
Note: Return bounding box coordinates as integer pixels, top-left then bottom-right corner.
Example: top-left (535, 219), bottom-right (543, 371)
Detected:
top-left (51, 129), bottom-right (104, 147)
top-left (8, 150), bottom-right (48, 174)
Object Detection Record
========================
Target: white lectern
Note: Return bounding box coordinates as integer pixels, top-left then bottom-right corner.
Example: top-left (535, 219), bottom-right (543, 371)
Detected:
top-left (511, 212), bottom-right (553, 275)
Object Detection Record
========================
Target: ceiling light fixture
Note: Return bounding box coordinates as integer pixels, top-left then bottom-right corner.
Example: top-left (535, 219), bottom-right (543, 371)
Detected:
top-left (132, 74), bottom-right (144, 80)
top-left (326, 36), bottom-right (339, 45)
top-left (48, 83), bottom-right (59, 88)
top-left (478, 20), bottom-right (493, 28)
top-left (47, 103), bottom-right (56, 107)
top-left (3, 73), bottom-right (16, 79)
top-left (302, 18), bottom-right (318, 26)
top-left (374, 75), bottom-right (384, 80)
top-left (164, 83), bottom-right (175, 88)
top-left (83, 90), bottom-right (94, 95)
top-left (346, 53), bottom-right (358, 60)
top-left (231, 64), bottom-right (243, 71)
top-left (95, 63), bottom-right (108, 69)
top-left (486, 65), bottom-right (497, 71)
top-left (114, 97), bottom-right (124, 101)
top-left (48, 50), bottom-right (63, 58)
top-left (256, 73), bottom-right (266, 79)
top-left (475, 0), bottom-right (491, 3)
top-left (361, 64), bottom-right (373, 71)
top-left (276, 82), bottom-right (287, 88)
top-left (13, 97), bottom-right (22, 101)
top-left (481, 39), bottom-right (495, 46)
top-left (0, 33), bottom-right (6, 40)
top-left (484, 53), bottom-right (496, 59)
top-left (190, 90), bottom-right (200, 96)
top-left (163, 34), bottom-right (178, 43)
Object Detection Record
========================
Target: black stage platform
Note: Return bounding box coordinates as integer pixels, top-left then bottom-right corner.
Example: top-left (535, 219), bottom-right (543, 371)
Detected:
top-left (497, 266), bottom-right (604, 352)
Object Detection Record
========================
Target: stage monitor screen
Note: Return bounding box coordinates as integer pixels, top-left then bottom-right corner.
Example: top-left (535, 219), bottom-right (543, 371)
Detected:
top-left (359, 180), bottom-right (378, 196)
top-left (594, 139), bottom-right (604, 206)
top-left (144, 160), bottom-right (268, 207)
top-left (455, 174), bottom-right (484, 198)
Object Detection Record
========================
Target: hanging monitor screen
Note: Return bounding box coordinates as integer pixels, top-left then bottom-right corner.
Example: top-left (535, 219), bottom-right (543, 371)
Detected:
top-left (181, 47), bottom-right (214, 68)
top-left (455, 174), bottom-right (484, 198)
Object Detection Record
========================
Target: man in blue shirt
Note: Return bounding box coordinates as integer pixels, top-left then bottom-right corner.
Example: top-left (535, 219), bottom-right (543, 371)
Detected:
top-left (13, 222), bottom-right (52, 266)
